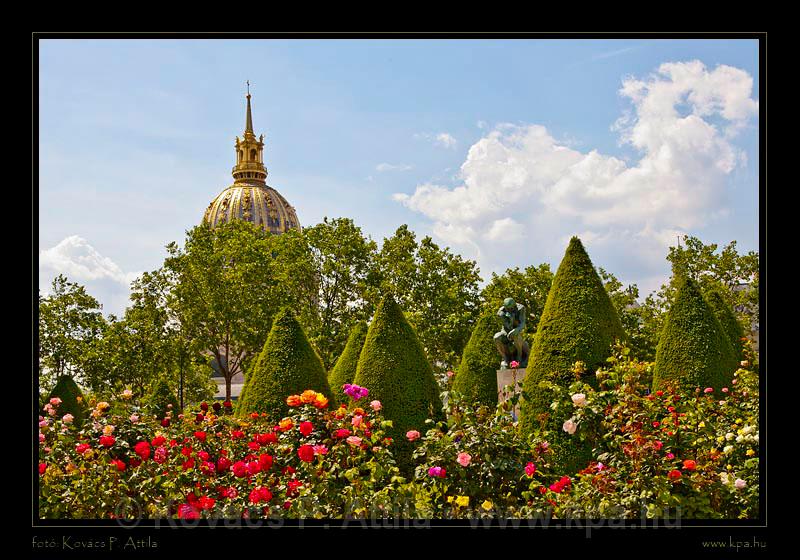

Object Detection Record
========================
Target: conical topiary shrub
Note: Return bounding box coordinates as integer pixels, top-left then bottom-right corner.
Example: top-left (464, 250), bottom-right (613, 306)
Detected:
top-left (352, 294), bottom-right (443, 470)
top-left (705, 287), bottom-right (745, 362)
top-left (328, 322), bottom-right (368, 402)
top-left (237, 308), bottom-right (334, 420)
top-left (453, 313), bottom-right (501, 408)
top-left (653, 277), bottom-right (738, 392)
top-left (145, 377), bottom-right (180, 419)
top-left (519, 236), bottom-right (624, 473)
top-left (45, 376), bottom-right (86, 427)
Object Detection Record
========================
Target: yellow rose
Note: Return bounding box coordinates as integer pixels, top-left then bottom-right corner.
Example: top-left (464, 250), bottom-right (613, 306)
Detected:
top-left (455, 496), bottom-right (469, 508)
top-left (698, 421), bottom-right (705, 428)
top-left (300, 390), bottom-right (318, 404)
top-left (447, 496), bottom-right (454, 503)
top-left (481, 500), bottom-right (493, 511)
top-left (746, 449), bottom-right (755, 457)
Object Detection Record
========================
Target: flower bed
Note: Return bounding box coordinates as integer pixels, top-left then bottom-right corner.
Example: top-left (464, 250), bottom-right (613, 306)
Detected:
top-left (38, 349), bottom-right (759, 520)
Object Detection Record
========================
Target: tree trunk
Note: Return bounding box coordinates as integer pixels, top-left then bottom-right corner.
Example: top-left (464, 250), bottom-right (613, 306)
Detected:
top-left (225, 374), bottom-right (232, 402)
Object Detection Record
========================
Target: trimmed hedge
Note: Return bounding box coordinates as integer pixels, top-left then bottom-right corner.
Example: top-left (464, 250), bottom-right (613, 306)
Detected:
top-left (146, 377), bottom-right (180, 418)
top-left (519, 236), bottom-right (624, 472)
top-left (352, 294), bottom-right (443, 470)
top-left (653, 277), bottom-right (738, 392)
top-left (705, 288), bottom-right (745, 362)
top-left (46, 376), bottom-right (86, 427)
top-left (237, 308), bottom-right (334, 421)
top-left (328, 322), bottom-right (368, 403)
top-left (453, 313), bottom-right (501, 408)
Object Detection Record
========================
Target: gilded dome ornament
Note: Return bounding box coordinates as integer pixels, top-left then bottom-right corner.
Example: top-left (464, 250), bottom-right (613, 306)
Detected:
top-left (203, 84), bottom-right (301, 236)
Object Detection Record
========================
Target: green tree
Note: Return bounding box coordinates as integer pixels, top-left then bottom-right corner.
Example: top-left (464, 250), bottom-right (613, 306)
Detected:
top-left (237, 308), bottom-right (333, 420)
top-left (145, 377), bottom-right (180, 418)
top-left (301, 218), bottom-right (377, 368)
top-left (353, 293), bottom-right (444, 470)
top-left (652, 277), bottom-right (738, 392)
top-left (596, 268), bottom-right (652, 361)
top-left (164, 221), bottom-right (287, 401)
top-left (45, 375), bottom-right (87, 427)
top-left (480, 264), bottom-right (554, 338)
top-left (38, 275), bottom-right (106, 393)
top-left (370, 225), bottom-right (482, 371)
top-left (452, 313), bottom-right (501, 407)
top-left (519, 237), bottom-right (624, 472)
top-left (706, 286), bottom-right (746, 361)
top-left (635, 236), bottom-right (759, 361)
top-left (328, 321), bottom-right (368, 402)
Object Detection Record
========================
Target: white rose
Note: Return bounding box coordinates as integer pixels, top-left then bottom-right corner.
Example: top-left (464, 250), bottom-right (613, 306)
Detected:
top-left (571, 393), bottom-right (587, 407)
top-left (734, 478), bottom-right (746, 490)
top-left (719, 472), bottom-right (729, 485)
top-left (723, 445), bottom-right (734, 454)
top-left (562, 418), bottom-right (577, 435)
top-left (735, 435), bottom-right (744, 443)
top-left (725, 433), bottom-right (735, 440)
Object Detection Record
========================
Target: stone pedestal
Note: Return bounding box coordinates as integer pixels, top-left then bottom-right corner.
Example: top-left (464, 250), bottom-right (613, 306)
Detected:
top-left (497, 368), bottom-right (526, 419)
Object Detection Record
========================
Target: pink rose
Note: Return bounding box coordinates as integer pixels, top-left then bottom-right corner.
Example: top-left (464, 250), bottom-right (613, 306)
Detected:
top-left (370, 400), bottom-right (382, 411)
top-left (406, 430), bottom-right (421, 442)
top-left (346, 436), bottom-right (363, 447)
top-left (456, 452), bottom-right (471, 467)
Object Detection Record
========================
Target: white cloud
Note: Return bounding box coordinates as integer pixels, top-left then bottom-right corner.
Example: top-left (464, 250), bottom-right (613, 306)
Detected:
top-left (39, 236), bottom-right (140, 316)
top-left (435, 133), bottom-right (457, 148)
top-left (376, 163), bottom-right (413, 172)
top-left (414, 132), bottom-right (458, 149)
top-left (394, 60), bottom-right (758, 293)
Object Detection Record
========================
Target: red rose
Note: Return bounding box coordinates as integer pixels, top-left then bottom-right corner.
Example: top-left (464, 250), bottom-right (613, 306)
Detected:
top-left (282, 466), bottom-right (296, 476)
top-left (249, 487), bottom-right (273, 504)
top-left (682, 459), bottom-right (697, 471)
top-left (248, 442), bottom-right (260, 451)
top-left (195, 413), bottom-right (205, 423)
top-left (232, 461), bottom-right (248, 478)
top-left (112, 459), bottom-right (126, 472)
top-left (178, 503), bottom-right (200, 520)
top-left (181, 446), bottom-right (192, 457)
top-left (299, 421), bottom-right (314, 437)
top-left (182, 458), bottom-right (195, 471)
top-left (194, 431), bottom-right (207, 442)
top-left (134, 441), bottom-right (151, 460)
top-left (223, 400), bottom-right (232, 408)
top-left (247, 461), bottom-right (261, 475)
top-left (287, 480), bottom-right (302, 496)
top-left (151, 436), bottom-right (166, 447)
top-left (197, 495), bottom-right (216, 511)
top-left (334, 429), bottom-right (351, 439)
top-left (39, 463), bottom-right (47, 475)
top-left (99, 435), bottom-right (115, 448)
top-left (200, 461), bottom-right (216, 475)
top-left (231, 430), bottom-right (245, 440)
top-left (259, 454), bottom-right (273, 471)
top-left (198, 450), bottom-right (210, 461)
top-left (75, 443), bottom-right (90, 455)
top-left (161, 418), bottom-right (170, 427)
top-left (297, 445), bottom-right (315, 463)
top-left (668, 469), bottom-right (682, 481)
top-left (217, 456), bottom-right (232, 473)
top-left (200, 402), bottom-right (209, 412)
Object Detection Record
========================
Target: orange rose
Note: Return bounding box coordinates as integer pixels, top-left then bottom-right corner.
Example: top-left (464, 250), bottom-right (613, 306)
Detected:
top-left (279, 418), bottom-right (294, 431)
top-left (301, 390), bottom-right (318, 404)
top-left (286, 395), bottom-right (302, 407)
top-left (313, 395), bottom-right (329, 409)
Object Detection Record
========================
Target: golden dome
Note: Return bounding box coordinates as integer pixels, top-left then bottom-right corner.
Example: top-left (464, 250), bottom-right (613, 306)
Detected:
top-left (204, 86), bottom-right (301, 235)
top-left (204, 184), bottom-right (301, 235)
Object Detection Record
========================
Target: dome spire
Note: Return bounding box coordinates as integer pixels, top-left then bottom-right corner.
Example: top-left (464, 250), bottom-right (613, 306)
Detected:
top-left (245, 80), bottom-right (254, 135)
top-left (232, 83), bottom-right (267, 185)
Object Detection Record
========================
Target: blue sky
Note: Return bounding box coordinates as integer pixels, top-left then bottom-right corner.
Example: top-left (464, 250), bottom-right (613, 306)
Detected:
top-left (38, 39), bottom-right (760, 317)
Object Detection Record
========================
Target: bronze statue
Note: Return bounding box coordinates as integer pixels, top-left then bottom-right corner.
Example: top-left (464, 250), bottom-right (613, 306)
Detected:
top-left (494, 297), bottom-right (530, 369)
